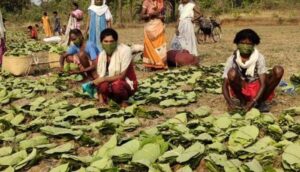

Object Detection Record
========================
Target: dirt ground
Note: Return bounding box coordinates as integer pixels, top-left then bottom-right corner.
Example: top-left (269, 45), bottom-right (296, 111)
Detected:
top-left (117, 25), bottom-right (300, 116)
top-left (6, 20), bottom-right (300, 172)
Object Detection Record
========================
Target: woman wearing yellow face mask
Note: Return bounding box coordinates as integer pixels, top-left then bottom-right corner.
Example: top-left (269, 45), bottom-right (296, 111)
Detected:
top-left (91, 28), bottom-right (138, 107)
top-left (222, 29), bottom-right (284, 112)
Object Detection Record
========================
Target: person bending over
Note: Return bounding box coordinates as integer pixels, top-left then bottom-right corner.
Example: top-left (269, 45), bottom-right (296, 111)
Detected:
top-left (60, 29), bottom-right (99, 79)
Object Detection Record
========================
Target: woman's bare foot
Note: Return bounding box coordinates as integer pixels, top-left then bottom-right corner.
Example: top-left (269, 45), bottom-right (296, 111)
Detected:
top-left (98, 94), bottom-right (107, 107)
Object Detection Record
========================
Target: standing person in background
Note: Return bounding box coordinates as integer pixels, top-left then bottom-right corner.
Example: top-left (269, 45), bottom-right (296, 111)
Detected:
top-left (71, 2), bottom-right (84, 30)
top-left (176, 0), bottom-right (200, 56)
top-left (63, 3), bottom-right (83, 45)
top-left (53, 11), bottom-right (61, 35)
top-left (141, 0), bottom-right (168, 70)
top-left (61, 25), bottom-right (67, 35)
top-left (0, 9), bottom-right (6, 65)
top-left (85, 0), bottom-right (112, 51)
top-left (41, 12), bottom-right (53, 38)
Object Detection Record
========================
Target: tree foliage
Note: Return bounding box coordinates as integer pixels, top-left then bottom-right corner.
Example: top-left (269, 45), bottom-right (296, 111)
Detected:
top-left (1, 0), bottom-right (299, 23)
top-left (0, 0), bottom-right (31, 13)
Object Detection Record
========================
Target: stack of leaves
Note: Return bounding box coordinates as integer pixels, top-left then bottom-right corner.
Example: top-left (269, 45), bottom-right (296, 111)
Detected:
top-left (49, 44), bottom-right (67, 54)
top-left (5, 40), bottom-right (51, 56)
top-left (132, 65), bottom-right (223, 107)
top-left (53, 107), bottom-right (299, 172)
top-left (288, 73), bottom-right (300, 94)
top-left (0, 73), bottom-right (69, 105)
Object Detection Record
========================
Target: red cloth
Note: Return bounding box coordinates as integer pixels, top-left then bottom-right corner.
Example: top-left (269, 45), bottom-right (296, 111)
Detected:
top-left (31, 28), bottom-right (38, 39)
top-left (97, 64), bottom-right (138, 103)
top-left (167, 50), bottom-right (199, 67)
top-left (230, 80), bottom-right (274, 101)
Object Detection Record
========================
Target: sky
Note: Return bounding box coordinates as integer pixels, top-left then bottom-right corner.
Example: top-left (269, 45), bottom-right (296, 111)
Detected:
top-left (31, 0), bottom-right (42, 6)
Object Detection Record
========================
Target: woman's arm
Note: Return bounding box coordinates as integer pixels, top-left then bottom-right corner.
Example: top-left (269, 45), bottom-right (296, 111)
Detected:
top-left (192, 5), bottom-right (202, 23)
top-left (106, 20), bottom-right (112, 28)
top-left (246, 74), bottom-right (266, 111)
top-left (84, 15), bottom-right (90, 38)
top-left (80, 60), bottom-right (97, 73)
top-left (140, 8), bottom-right (149, 20)
top-left (222, 78), bottom-right (236, 109)
top-left (59, 52), bottom-right (69, 69)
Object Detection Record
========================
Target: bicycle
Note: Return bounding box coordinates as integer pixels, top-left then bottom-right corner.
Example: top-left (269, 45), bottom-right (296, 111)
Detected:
top-left (195, 16), bottom-right (222, 44)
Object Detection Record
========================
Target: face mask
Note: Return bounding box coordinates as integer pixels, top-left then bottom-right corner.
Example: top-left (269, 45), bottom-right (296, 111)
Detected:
top-left (73, 38), bottom-right (81, 47)
top-left (237, 44), bottom-right (254, 55)
top-left (102, 42), bottom-right (118, 55)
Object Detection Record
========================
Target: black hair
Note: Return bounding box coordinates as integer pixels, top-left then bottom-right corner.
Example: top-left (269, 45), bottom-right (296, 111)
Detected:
top-left (35, 24), bottom-right (39, 27)
top-left (100, 28), bottom-right (118, 42)
top-left (68, 29), bottom-right (83, 46)
top-left (53, 11), bottom-right (58, 15)
top-left (73, 2), bottom-right (79, 8)
top-left (28, 26), bottom-right (33, 30)
top-left (43, 12), bottom-right (47, 16)
top-left (233, 29), bottom-right (260, 45)
top-left (69, 29), bottom-right (83, 37)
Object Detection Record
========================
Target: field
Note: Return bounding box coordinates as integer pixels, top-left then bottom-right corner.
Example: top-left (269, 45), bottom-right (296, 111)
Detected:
top-left (1, 23), bottom-right (300, 172)
top-left (117, 25), bottom-right (300, 115)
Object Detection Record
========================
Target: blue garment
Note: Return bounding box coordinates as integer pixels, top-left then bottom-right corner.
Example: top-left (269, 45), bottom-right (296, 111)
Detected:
top-left (82, 82), bottom-right (97, 98)
top-left (88, 10), bottom-right (107, 51)
top-left (67, 41), bottom-right (99, 61)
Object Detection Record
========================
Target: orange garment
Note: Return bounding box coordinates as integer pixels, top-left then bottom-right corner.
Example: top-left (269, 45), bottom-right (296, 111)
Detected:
top-left (42, 16), bottom-right (53, 37)
top-left (143, 19), bottom-right (167, 69)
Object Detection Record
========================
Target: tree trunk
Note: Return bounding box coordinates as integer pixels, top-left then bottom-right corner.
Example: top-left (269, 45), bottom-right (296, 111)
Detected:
top-left (118, 0), bottom-right (124, 27)
top-left (129, 0), bottom-right (133, 23)
top-left (170, 0), bottom-right (176, 22)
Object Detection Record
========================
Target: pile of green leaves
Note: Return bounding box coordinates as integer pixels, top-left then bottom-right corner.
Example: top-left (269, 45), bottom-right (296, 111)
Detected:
top-left (0, 71), bottom-right (166, 171)
top-left (28, 107), bottom-right (298, 172)
top-left (5, 31), bottom-right (66, 56)
top-left (1, 65), bottom-right (299, 171)
top-left (5, 40), bottom-right (51, 56)
top-left (0, 72), bottom-right (68, 105)
top-left (288, 73), bottom-right (300, 93)
top-left (49, 44), bottom-right (67, 54)
top-left (132, 65), bottom-right (223, 107)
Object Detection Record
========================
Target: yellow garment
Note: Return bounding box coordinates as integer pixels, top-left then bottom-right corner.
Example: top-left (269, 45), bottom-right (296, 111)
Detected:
top-left (143, 19), bottom-right (167, 69)
top-left (42, 16), bottom-right (53, 37)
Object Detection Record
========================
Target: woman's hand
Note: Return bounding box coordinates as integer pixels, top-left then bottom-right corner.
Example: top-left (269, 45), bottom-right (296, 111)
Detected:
top-left (93, 77), bottom-right (105, 85)
top-left (227, 100), bottom-right (238, 111)
top-left (175, 29), bottom-right (179, 36)
top-left (245, 100), bottom-right (256, 111)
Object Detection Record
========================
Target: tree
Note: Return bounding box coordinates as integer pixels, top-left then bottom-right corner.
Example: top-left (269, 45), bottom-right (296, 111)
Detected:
top-left (0, 0), bottom-right (31, 13)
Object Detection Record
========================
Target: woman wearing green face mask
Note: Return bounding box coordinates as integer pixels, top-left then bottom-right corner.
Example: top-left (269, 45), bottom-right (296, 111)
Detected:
top-left (60, 29), bottom-right (99, 79)
top-left (91, 28), bottom-right (138, 107)
top-left (222, 29), bottom-right (284, 112)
